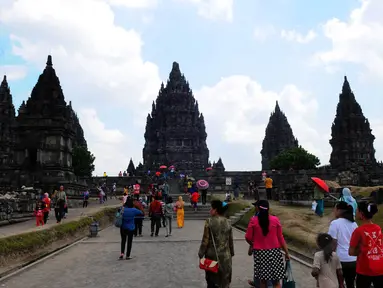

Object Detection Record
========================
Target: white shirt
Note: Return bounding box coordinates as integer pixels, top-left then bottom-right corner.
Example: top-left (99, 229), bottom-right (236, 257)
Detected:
top-left (328, 218), bottom-right (358, 262)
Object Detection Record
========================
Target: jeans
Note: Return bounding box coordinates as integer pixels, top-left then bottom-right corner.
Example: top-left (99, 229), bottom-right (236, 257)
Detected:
top-left (120, 228), bottom-right (134, 257)
top-left (201, 190), bottom-right (207, 205)
top-left (266, 188), bottom-right (272, 200)
top-left (83, 200), bottom-right (88, 208)
top-left (356, 274), bottom-right (383, 288)
top-left (341, 261), bottom-right (356, 288)
top-left (165, 216), bottom-right (172, 235)
top-left (134, 218), bottom-right (143, 236)
top-left (150, 215), bottom-right (161, 235)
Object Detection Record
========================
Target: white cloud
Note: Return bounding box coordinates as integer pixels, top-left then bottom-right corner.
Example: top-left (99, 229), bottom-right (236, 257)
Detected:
top-left (107, 0), bottom-right (157, 9)
top-left (253, 25), bottom-right (276, 41)
top-left (0, 65), bottom-right (27, 81)
top-left (0, 0), bottom-right (161, 174)
top-left (281, 29), bottom-right (317, 43)
top-left (315, 0), bottom-right (383, 77)
top-left (177, 0), bottom-right (233, 21)
top-left (194, 76), bottom-right (331, 167)
top-left (79, 109), bottom-right (132, 176)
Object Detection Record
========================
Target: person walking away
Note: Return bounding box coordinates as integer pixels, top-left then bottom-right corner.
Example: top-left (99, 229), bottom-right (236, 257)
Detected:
top-left (175, 196), bottom-right (184, 228)
top-left (42, 193), bottom-right (51, 224)
top-left (312, 233), bottom-right (345, 288)
top-left (160, 198), bottom-right (166, 227)
top-left (34, 201), bottom-right (44, 227)
top-left (54, 185), bottom-right (66, 223)
top-left (313, 183), bottom-right (325, 217)
top-left (164, 196), bottom-right (174, 237)
top-left (119, 197), bottom-right (143, 260)
top-left (349, 201), bottom-right (383, 287)
top-left (162, 181), bottom-right (169, 203)
top-left (149, 195), bottom-right (163, 236)
top-left (338, 188), bottom-right (357, 216)
top-left (328, 201), bottom-right (357, 287)
top-left (83, 190), bottom-right (90, 208)
top-left (133, 181), bottom-right (141, 201)
top-left (245, 200), bottom-right (290, 288)
top-left (191, 191), bottom-right (200, 212)
top-left (199, 200), bottom-right (234, 288)
top-left (62, 194), bottom-right (68, 219)
top-left (133, 198), bottom-right (145, 237)
top-left (264, 175), bottom-right (273, 200)
top-left (201, 188), bottom-right (208, 205)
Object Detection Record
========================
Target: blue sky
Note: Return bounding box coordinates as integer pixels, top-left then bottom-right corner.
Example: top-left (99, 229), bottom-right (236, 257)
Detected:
top-left (1, 0), bottom-right (382, 175)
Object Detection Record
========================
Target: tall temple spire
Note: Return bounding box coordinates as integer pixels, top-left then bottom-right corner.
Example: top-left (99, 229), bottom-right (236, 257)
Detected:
top-left (143, 61), bottom-right (209, 171)
top-left (261, 102), bottom-right (298, 170)
top-left (329, 76), bottom-right (376, 170)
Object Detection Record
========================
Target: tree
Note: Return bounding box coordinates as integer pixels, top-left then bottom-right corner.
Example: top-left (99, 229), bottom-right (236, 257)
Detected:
top-left (270, 146), bottom-right (320, 170)
top-left (72, 145), bottom-right (95, 177)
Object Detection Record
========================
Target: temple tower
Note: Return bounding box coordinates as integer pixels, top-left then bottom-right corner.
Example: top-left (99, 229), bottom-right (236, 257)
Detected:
top-left (13, 55), bottom-right (77, 184)
top-left (329, 76), bottom-right (376, 170)
top-left (0, 76), bottom-right (16, 183)
top-left (143, 62), bottom-right (209, 172)
top-left (261, 101), bottom-right (298, 170)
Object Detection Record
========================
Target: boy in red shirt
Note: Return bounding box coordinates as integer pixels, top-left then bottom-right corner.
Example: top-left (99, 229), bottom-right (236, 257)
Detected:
top-left (349, 201), bottom-right (383, 287)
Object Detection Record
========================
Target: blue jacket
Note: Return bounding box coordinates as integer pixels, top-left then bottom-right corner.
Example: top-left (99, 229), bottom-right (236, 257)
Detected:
top-left (122, 208), bottom-right (143, 231)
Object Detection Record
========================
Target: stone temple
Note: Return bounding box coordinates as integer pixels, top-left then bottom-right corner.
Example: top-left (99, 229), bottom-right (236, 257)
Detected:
top-left (260, 101), bottom-right (299, 170)
top-left (143, 62), bottom-right (209, 172)
top-left (0, 55), bottom-right (86, 192)
top-left (329, 76), bottom-right (376, 171)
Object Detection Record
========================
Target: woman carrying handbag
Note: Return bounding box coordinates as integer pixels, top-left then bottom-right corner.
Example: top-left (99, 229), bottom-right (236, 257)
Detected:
top-left (198, 200), bottom-right (234, 288)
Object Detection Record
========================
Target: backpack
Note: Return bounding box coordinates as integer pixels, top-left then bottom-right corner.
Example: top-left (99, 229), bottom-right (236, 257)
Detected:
top-left (114, 207), bottom-right (124, 228)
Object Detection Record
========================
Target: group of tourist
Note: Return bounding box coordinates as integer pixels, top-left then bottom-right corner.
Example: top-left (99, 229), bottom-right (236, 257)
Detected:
top-left (34, 185), bottom-right (68, 226)
top-left (196, 183), bottom-right (383, 288)
top-left (117, 192), bottom-right (186, 259)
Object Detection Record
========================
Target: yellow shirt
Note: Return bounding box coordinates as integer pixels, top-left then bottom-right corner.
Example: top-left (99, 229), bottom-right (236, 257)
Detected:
top-left (264, 178), bottom-right (273, 189)
top-left (187, 181), bottom-right (192, 188)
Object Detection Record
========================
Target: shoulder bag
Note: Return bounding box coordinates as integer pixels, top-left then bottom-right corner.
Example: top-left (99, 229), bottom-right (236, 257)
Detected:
top-left (199, 219), bottom-right (219, 273)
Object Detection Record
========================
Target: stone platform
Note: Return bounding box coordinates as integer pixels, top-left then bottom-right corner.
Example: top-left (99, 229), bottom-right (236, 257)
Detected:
top-left (1, 221), bottom-right (316, 288)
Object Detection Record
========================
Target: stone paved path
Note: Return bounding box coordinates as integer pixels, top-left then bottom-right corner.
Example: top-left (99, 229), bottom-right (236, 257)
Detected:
top-left (1, 221), bottom-right (317, 288)
top-left (0, 199), bottom-right (121, 238)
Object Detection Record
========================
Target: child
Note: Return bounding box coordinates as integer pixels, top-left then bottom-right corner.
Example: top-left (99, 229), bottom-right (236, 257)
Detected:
top-left (312, 233), bottom-right (344, 288)
top-left (349, 201), bottom-right (383, 287)
top-left (191, 191), bottom-right (199, 212)
top-left (34, 201), bottom-right (44, 227)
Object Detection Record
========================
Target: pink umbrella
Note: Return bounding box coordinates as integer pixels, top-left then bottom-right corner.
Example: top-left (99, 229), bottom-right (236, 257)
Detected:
top-left (197, 179), bottom-right (209, 190)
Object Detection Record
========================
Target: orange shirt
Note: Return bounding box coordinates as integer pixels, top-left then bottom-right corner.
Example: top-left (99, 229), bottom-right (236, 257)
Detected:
top-left (264, 177), bottom-right (273, 189)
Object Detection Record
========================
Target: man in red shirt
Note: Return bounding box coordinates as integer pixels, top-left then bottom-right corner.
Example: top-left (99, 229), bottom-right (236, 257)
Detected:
top-left (349, 201), bottom-right (383, 287)
top-left (149, 196), bottom-right (163, 237)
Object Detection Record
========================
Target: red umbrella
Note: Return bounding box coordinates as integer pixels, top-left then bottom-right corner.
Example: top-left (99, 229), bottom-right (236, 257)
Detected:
top-left (206, 167), bottom-right (212, 171)
top-left (155, 171), bottom-right (161, 176)
top-left (169, 165), bottom-right (175, 170)
top-left (197, 179), bottom-right (209, 190)
top-left (159, 165), bottom-right (167, 169)
top-left (311, 177), bottom-right (329, 193)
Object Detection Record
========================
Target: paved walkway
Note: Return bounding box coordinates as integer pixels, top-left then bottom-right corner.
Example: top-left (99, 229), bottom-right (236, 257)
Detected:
top-left (1, 220), bottom-right (316, 288)
top-left (0, 199), bottom-right (121, 238)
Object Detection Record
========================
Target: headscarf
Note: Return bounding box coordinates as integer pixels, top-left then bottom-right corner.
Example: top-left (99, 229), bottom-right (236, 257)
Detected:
top-left (340, 187), bottom-right (357, 216)
top-left (176, 196), bottom-right (184, 209)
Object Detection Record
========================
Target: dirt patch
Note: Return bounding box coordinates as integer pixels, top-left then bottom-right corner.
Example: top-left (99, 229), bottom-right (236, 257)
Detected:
top-left (0, 207), bottom-right (116, 277)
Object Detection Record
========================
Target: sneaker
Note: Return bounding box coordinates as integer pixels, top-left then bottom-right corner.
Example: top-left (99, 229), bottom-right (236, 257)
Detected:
top-left (165, 235), bottom-right (169, 237)
top-left (150, 233), bottom-right (153, 237)
top-left (155, 234), bottom-right (159, 237)
top-left (119, 254), bottom-right (124, 260)
top-left (126, 256), bottom-right (132, 260)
